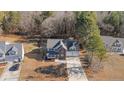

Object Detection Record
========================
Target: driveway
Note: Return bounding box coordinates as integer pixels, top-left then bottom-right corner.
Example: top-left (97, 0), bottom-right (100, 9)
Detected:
top-left (0, 62), bottom-right (22, 81)
top-left (55, 57), bottom-right (88, 81)
top-left (66, 57), bottom-right (88, 81)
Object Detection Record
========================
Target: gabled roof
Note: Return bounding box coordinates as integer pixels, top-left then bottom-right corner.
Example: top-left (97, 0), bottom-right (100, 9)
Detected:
top-left (5, 43), bottom-right (24, 62)
top-left (0, 41), bottom-right (5, 53)
top-left (63, 39), bottom-right (78, 50)
top-left (47, 39), bottom-right (79, 51)
top-left (47, 39), bottom-right (62, 49)
top-left (60, 40), bottom-right (67, 50)
top-left (112, 39), bottom-right (123, 47)
top-left (52, 41), bottom-right (61, 49)
top-left (0, 48), bottom-right (4, 54)
top-left (0, 41), bottom-right (24, 62)
top-left (6, 46), bottom-right (18, 55)
top-left (53, 40), bottom-right (67, 50)
top-left (101, 36), bottom-right (124, 48)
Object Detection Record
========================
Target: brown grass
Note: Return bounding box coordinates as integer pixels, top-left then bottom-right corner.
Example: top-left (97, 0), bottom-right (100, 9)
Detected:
top-left (82, 52), bottom-right (124, 81)
top-left (0, 63), bottom-right (6, 75)
top-left (20, 58), bottom-right (68, 81)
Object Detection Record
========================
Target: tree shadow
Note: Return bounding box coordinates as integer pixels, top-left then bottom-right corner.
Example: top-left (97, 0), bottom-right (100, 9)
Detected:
top-left (120, 54), bottom-right (124, 56)
top-left (34, 63), bottom-right (68, 77)
top-left (15, 39), bottom-right (39, 47)
top-left (15, 39), bottom-right (28, 43)
top-left (25, 48), bottom-right (42, 61)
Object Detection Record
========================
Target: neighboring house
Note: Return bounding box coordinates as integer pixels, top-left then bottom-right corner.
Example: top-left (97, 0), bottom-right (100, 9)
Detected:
top-left (101, 36), bottom-right (124, 54)
top-left (5, 43), bottom-right (24, 62)
top-left (45, 39), bottom-right (79, 60)
top-left (111, 40), bottom-right (123, 53)
top-left (0, 41), bottom-right (24, 63)
top-left (0, 42), bottom-right (5, 62)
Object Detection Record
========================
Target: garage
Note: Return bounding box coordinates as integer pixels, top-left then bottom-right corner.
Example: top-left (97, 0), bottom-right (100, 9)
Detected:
top-left (66, 51), bottom-right (79, 57)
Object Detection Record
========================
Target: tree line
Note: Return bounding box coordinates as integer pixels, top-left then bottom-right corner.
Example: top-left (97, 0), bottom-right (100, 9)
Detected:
top-left (2, 11), bottom-right (123, 66)
top-left (100, 11), bottom-right (124, 37)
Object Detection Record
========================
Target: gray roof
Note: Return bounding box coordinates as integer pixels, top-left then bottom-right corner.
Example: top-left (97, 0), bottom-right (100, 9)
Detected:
top-left (47, 39), bottom-right (79, 51)
top-left (47, 39), bottom-right (63, 49)
top-left (0, 41), bottom-right (5, 52)
top-left (0, 42), bottom-right (5, 61)
top-left (5, 43), bottom-right (24, 62)
top-left (101, 36), bottom-right (124, 48)
top-left (0, 41), bottom-right (24, 62)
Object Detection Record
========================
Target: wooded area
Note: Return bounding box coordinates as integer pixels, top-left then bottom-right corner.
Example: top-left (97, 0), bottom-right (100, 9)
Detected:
top-left (0, 11), bottom-right (124, 67)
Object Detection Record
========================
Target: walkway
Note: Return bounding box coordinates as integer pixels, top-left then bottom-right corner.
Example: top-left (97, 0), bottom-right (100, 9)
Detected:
top-left (0, 62), bottom-right (22, 81)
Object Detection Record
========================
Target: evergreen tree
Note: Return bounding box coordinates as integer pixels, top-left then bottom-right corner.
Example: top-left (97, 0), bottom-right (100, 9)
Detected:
top-left (75, 11), bottom-right (106, 65)
top-left (0, 12), bottom-right (5, 23)
top-left (75, 12), bottom-right (97, 46)
top-left (103, 12), bottom-right (124, 36)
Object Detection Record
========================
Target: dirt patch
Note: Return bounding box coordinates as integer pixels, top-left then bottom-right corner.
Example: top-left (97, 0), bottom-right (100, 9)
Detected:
top-left (0, 63), bottom-right (6, 75)
top-left (0, 63), bottom-right (6, 67)
top-left (35, 64), bottom-right (68, 78)
top-left (0, 68), bottom-right (4, 75)
top-left (0, 34), bottom-right (25, 42)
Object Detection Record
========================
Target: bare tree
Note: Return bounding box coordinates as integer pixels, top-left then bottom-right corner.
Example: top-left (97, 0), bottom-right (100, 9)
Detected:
top-left (41, 12), bottom-right (75, 38)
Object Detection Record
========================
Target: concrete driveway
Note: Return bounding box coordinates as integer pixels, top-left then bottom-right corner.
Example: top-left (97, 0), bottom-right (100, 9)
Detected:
top-left (55, 57), bottom-right (88, 81)
top-left (66, 57), bottom-right (88, 81)
top-left (0, 62), bottom-right (22, 81)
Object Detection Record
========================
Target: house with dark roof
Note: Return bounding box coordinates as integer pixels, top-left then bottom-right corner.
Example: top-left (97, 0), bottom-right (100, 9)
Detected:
top-left (0, 41), bottom-right (24, 63)
top-left (5, 43), bottom-right (24, 62)
top-left (111, 40), bottom-right (124, 53)
top-left (101, 36), bottom-right (124, 54)
top-left (45, 39), bottom-right (79, 60)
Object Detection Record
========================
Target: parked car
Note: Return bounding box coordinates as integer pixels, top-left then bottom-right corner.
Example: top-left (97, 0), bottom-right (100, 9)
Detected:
top-left (9, 64), bottom-right (20, 71)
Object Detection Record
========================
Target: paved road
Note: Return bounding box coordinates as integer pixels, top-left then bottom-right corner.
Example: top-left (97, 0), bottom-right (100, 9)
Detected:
top-left (0, 62), bottom-right (22, 81)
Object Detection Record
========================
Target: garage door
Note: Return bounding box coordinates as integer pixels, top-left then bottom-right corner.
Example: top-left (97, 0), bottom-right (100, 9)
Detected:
top-left (66, 51), bottom-right (79, 57)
